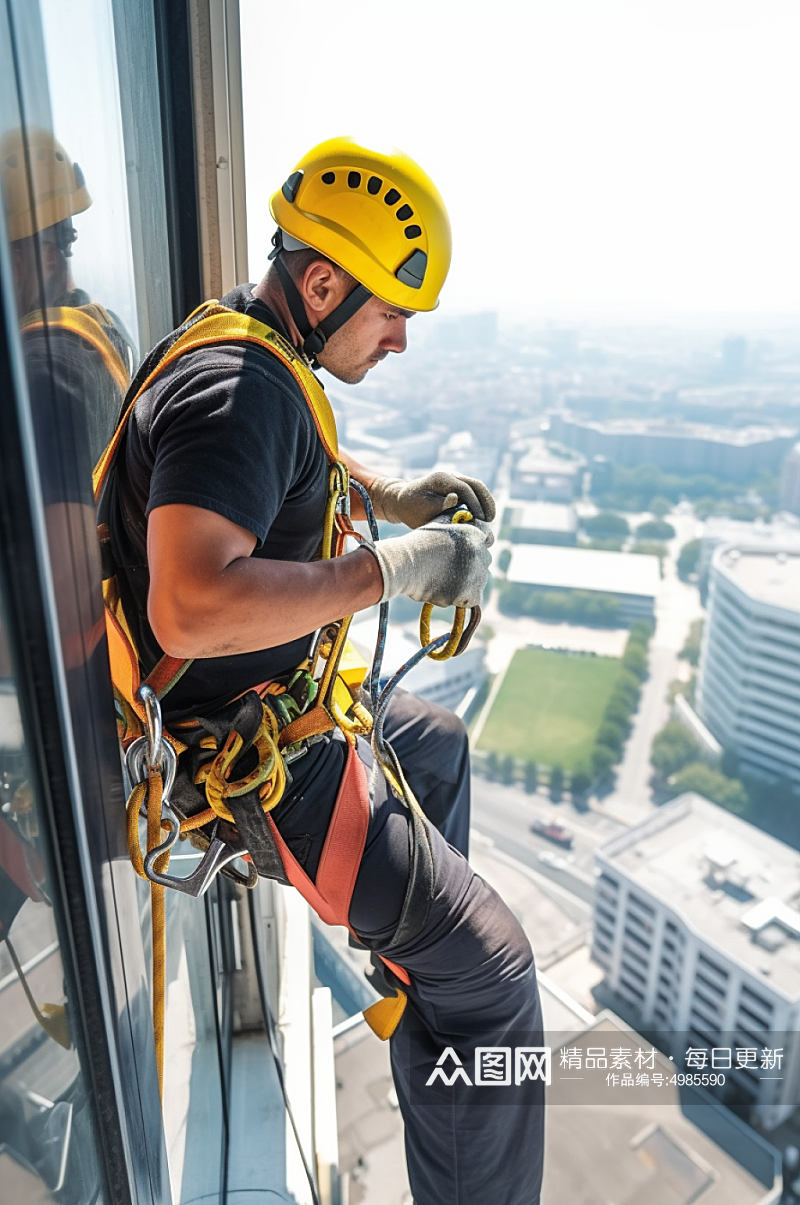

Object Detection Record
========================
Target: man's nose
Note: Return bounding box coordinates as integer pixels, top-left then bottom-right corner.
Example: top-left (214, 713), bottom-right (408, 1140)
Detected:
top-left (384, 317), bottom-right (407, 354)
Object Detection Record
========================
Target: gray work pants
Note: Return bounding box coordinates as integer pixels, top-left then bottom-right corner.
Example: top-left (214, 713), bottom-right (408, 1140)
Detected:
top-left (272, 689), bottom-right (545, 1205)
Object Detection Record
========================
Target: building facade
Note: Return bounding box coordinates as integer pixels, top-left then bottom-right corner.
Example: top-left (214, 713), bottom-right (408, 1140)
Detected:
top-left (548, 412), bottom-right (797, 481)
top-left (593, 794), bottom-right (800, 1129)
top-left (506, 545), bottom-right (660, 624)
top-left (697, 545), bottom-right (800, 785)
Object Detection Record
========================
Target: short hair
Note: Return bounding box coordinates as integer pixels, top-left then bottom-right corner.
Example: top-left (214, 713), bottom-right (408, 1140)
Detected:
top-left (281, 245), bottom-right (354, 288)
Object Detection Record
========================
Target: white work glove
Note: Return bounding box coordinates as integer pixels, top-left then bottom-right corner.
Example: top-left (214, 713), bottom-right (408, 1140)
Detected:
top-left (368, 471), bottom-right (497, 528)
top-left (370, 519), bottom-right (493, 608)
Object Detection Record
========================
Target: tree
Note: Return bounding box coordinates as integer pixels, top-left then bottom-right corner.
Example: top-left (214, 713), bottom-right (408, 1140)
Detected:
top-left (651, 721), bottom-right (702, 779)
top-left (500, 754), bottom-right (515, 785)
top-left (524, 762), bottom-right (539, 794)
top-left (570, 766), bottom-right (592, 797)
top-left (582, 512), bottom-right (630, 537)
top-left (679, 619), bottom-right (704, 667)
top-left (648, 496), bottom-right (672, 517)
top-left (635, 519), bottom-right (676, 541)
top-left (622, 643), bottom-right (649, 681)
top-left (629, 621), bottom-right (652, 645)
top-left (677, 539), bottom-right (702, 581)
top-left (597, 721), bottom-right (626, 756)
top-left (591, 744), bottom-right (618, 779)
top-left (549, 765), bottom-right (564, 800)
top-left (612, 669), bottom-right (642, 708)
top-left (486, 750), bottom-right (499, 780)
top-left (603, 696), bottom-right (633, 733)
top-left (666, 763), bottom-right (748, 813)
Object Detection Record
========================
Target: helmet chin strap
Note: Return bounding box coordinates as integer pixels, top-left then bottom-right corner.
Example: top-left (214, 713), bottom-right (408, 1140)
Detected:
top-left (271, 246), bottom-right (371, 360)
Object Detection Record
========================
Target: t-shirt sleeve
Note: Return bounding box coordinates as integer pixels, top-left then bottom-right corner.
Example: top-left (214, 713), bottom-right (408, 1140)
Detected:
top-left (144, 348), bottom-right (318, 546)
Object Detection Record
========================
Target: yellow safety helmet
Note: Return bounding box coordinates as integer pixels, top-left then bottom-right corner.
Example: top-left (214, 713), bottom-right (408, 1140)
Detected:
top-left (268, 137), bottom-right (451, 356)
top-left (1, 127), bottom-right (91, 245)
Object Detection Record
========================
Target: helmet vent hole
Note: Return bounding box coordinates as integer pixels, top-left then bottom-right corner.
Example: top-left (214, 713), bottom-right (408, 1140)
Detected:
top-left (384, 188), bottom-right (401, 206)
top-left (396, 204), bottom-right (413, 221)
top-left (405, 224), bottom-right (422, 240)
top-left (348, 171), bottom-right (361, 189)
top-left (367, 175), bottom-right (382, 195)
top-left (322, 171), bottom-right (336, 184)
top-left (55, 151), bottom-right (64, 161)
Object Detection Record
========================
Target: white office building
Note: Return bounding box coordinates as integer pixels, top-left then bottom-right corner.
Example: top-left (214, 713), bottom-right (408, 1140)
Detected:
top-left (697, 545), bottom-right (800, 785)
top-left (506, 544), bottom-right (660, 623)
top-left (593, 794), bottom-right (800, 1129)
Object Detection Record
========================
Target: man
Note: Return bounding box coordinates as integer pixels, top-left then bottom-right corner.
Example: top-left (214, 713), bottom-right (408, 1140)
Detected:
top-left (108, 138), bottom-right (544, 1204)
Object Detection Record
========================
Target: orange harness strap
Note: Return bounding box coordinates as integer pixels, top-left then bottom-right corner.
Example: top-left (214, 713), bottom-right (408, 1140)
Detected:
top-left (267, 741), bottom-right (411, 989)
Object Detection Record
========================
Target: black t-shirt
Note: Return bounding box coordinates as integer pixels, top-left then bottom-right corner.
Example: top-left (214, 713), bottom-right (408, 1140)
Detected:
top-left (109, 285), bottom-right (329, 718)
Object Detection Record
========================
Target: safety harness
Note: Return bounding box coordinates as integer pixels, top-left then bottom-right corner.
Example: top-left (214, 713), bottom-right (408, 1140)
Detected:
top-left (93, 300), bottom-right (478, 1092)
top-left (22, 302), bottom-right (132, 396)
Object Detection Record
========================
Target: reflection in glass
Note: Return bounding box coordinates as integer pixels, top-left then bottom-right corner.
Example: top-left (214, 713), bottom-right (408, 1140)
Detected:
top-left (0, 598), bottom-right (104, 1204)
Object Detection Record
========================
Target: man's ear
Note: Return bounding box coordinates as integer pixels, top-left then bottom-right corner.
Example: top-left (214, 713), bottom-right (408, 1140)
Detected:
top-left (300, 260), bottom-right (348, 316)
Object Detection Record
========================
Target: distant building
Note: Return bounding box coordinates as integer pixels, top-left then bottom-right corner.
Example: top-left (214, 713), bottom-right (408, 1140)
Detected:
top-left (507, 502), bottom-right (577, 546)
top-left (590, 453), bottom-right (613, 494)
top-left (548, 411), bottom-right (797, 481)
top-left (594, 793), bottom-right (800, 1130)
top-left (349, 619), bottom-right (486, 713)
top-left (434, 429), bottom-right (499, 491)
top-left (697, 546), bottom-right (800, 784)
top-left (506, 545), bottom-right (659, 623)
top-left (780, 443), bottom-right (800, 515)
top-left (510, 438), bottom-right (585, 501)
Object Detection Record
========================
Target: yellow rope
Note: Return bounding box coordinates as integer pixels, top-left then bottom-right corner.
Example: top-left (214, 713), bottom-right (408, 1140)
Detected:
top-left (417, 509), bottom-right (474, 661)
top-left (5, 937), bottom-right (71, 1049)
top-left (419, 603), bottom-right (466, 661)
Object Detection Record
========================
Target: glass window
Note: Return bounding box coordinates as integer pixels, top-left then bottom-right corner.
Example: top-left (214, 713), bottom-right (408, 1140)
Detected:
top-left (1, 0), bottom-right (228, 1199)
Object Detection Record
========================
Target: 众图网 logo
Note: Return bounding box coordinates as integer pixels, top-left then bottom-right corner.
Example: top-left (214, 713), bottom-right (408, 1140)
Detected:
top-left (426, 1047), bottom-right (551, 1087)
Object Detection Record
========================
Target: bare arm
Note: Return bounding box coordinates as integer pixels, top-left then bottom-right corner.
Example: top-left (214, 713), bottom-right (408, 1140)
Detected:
top-left (339, 447), bottom-right (379, 522)
top-left (147, 503), bottom-right (383, 659)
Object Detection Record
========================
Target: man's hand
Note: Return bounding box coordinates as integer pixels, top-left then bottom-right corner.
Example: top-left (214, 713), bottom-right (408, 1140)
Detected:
top-left (368, 471), bottom-right (496, 528)
top-left (370, 521), bottom-right (492, 609)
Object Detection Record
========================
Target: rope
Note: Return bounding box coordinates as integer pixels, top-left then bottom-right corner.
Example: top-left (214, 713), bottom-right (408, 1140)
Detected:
top-left (5, 937), bottom-right (71, 1049)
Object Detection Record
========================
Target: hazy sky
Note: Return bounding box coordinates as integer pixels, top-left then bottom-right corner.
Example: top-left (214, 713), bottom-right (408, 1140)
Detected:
top-left (240, 1), bottom-right (800, 323)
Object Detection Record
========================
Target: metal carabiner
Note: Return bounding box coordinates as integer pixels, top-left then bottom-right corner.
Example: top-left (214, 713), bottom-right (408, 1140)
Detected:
top-left (125, 734), bottom-right (182, 864)
top-left (139, 683), bottom-right (163, 770)
top-left (144, 826), bottom-right (246, 897)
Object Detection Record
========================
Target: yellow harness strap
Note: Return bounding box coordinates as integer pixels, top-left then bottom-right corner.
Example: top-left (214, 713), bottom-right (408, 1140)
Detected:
top-left (22, 305), bottom-right (130, 395)
top-left (94, 300), bottom-right (338, 496)
top-left (93, 301), bottom-right (343, 732)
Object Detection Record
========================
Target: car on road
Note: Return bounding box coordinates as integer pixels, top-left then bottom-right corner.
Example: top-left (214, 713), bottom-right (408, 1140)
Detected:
top-left (530, 818), bottom-right (574, 848)
top-left (537, 850), bottom-right (568, 870)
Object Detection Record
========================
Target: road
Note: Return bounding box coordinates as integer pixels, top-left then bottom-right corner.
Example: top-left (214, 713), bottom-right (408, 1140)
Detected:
top-left (470, 774), bottom-right (626, 905)
top-left (599, 509), bottom-right (703, 823)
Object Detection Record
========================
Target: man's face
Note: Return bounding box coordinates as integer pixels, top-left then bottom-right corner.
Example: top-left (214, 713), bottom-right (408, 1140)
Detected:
top-left (317, 295), bottom-right (413, 384)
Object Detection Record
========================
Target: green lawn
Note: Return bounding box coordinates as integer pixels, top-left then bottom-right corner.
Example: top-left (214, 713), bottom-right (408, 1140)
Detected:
top-left (477, 648), bottom-right (620, 769)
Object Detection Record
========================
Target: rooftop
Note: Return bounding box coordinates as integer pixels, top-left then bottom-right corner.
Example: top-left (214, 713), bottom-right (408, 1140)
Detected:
top-left (599, 793), bottom-right (800, 999)
top-left (515, 438), bottom-right (584, 475)
top-left (556, 413), bottom-right (797, 446)
top-left (715, 546), bottom-right (800, 614)
top-left (507, 544), bottom-right (661, 598)
top-left (542, 1013), bottom-right (778, 1205)
top-left (509, 502), bottom-right (577, 534)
